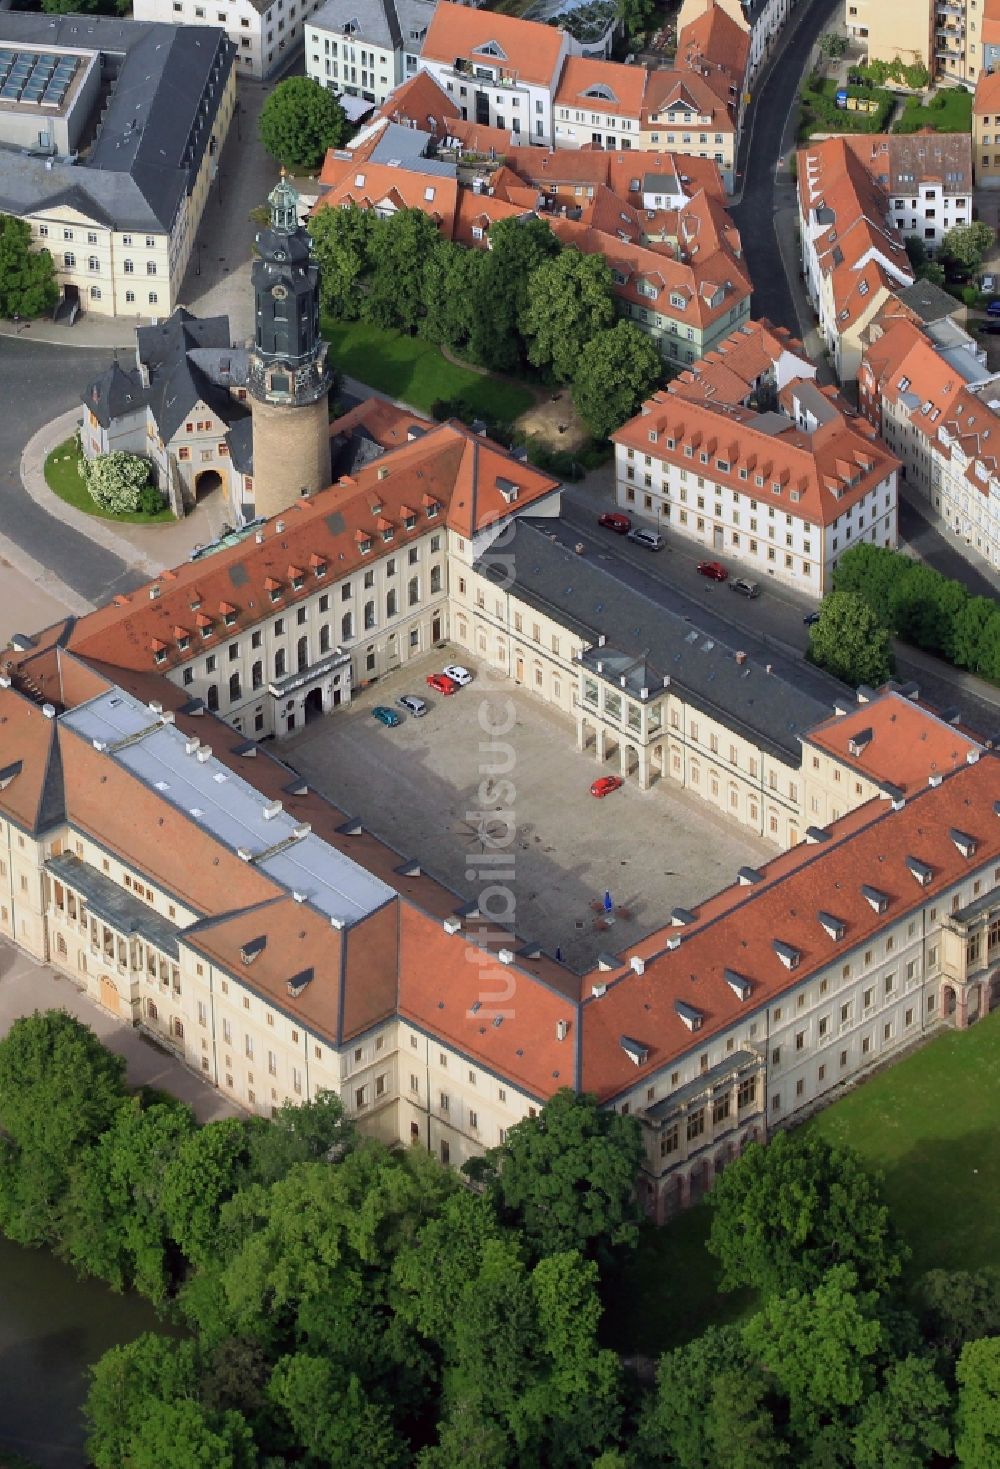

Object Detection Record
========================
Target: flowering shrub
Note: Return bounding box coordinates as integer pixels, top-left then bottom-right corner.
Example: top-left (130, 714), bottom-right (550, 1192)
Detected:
top-left (84, 452), bottom-right (154, 514)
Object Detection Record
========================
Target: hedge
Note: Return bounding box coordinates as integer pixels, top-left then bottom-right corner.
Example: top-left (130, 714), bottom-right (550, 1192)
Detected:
top-left (833, 544), bottom-right (1000, 681)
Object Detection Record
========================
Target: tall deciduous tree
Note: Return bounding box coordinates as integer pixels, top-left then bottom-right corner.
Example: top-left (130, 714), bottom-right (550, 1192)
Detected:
top-left (476, 1087), bottom-right (644, 1264)
top-left (0, 214), bottom-right (59, 318)
top-left (268, 1356), bottom-right (407, 1468)
top-left (0, 1011), bottom-right (127, 1246)
top-left (85, 1334), bottom-right (202, 1469)
top-left (707, 1132), bottom-right (907, 1299)
top-left (61, 1096), bottom-right (196, 1299)
top-left (522, 250), bottom-right (616, 382)
top-left (309, 202), bottom-right (376, 320)
top-left (571, 321), bottom-right (662, 440)
top-left (364, 208), bottom-right (444, 333)
top-left (481, 216), bottom-right (560, 371)
top-left (941, 220), bottom-right (995, 270)
top-left (742, 1266), bottom-right (883, 1441)
top-left (851, 1355), bottom-right (952, 1469)
top-left (259, 77), bottom-right (349, 170)
top-left (636, 1325), bottom-right (757, 1469)
top-left (918, 1269), bottom-right (1000, 1360)
top-left (808, 590), bottom-right (894, 687)
top-left (123, 1398), bottom-right (256, 1469)
top-left (955, 1336), bottom-right (1000, 1467)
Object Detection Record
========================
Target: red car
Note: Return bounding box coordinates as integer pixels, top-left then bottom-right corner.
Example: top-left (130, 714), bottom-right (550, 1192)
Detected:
top-left (598, 511), bottom-right (631, 534)
top-left (591, 775), bottom-right (624, 798)
top-left (426, 672), bottom-right (459, 695)
top-left (697, 560), bottom-right (728, 582)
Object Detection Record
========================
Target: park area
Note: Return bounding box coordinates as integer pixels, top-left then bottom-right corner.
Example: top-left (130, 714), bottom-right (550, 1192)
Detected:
top-left (895, 88), bottom-right (973, 134)
top-left (603, 1008), bottom-right (1000, 1356)
top-left (322, 318), bottom-right (536, 425)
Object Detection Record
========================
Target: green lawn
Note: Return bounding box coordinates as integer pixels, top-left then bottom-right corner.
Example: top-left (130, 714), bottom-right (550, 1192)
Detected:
top-left (44, 440), bottom-right (174, 525)
top-left (604, 1011), bottom-right (1000, 1358)
top-left (321, 318), bottom-right (536, 424)
top-left (895, 88), bottom-right (973, 134)
top-left (798, 76), bottom-right (894, 141)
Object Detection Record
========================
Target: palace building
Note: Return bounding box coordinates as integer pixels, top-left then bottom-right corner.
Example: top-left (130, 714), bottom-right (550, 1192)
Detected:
top-left (4, 380), bottom-right (1000, 1221)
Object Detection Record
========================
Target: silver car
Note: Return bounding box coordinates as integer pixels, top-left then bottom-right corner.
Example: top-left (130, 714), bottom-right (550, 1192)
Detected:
top-left (626, 527), bottom-right (665, 551)
top-left (398, 694), bottom-right (427, 716)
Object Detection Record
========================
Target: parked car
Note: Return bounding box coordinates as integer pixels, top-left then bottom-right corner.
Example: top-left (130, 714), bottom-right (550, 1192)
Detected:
top-left (598, 511), bottom-right (631, 534)
top-left (442, 664), bottom-right (473, 686)
top-left (982, 274), bottom-right (996, 293)
top-left (979, 321), bottom-right (1000, 334)
top-left (803, 610), bottom-right (821, 626)
top-left (398, 695), bottom-right (427, 717)
top-left (372, 706), bottom-right (401, 727)
top-left (697, 560), bottom-right (728, 582)
top-left (730, 578), bottom-right (760, 599)
top-left (987, 299), bottom-right (1000, 317)
top-left (626, 527), bottom-right (665, 551)
top-left (426, 672), bottom-right (459, 695)
top-left (591, 775), bottom-right (624, 798)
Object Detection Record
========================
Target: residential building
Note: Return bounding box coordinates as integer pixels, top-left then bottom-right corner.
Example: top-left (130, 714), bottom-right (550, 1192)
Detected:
top-left (418, 0), bottom-right (570, 144)
top-left (611, 360), bottom-right (899, 594)
top-left (798, 135), bottom-right (914, 382)
top-left (553, 56), bottom-right (648, 152)
top-left (639, 67), bottom-right (739, 191)
top-left (679, 0), bottom-right (790, 81)
top-left (842, 132), bottom-right (973, 254)
top-left (859, 316), bottom-right (1000, 570)
top-left (81, 309), bottom-right (254, 520)
top-left (314, 109), bottom-right (751, 361)
top-left (135, 0), bottom-right (324, 77)
top-left (305, 0), bottom-right (435, 106)
top-left (668, 318), bottom-right (817, 405)
top-left (974, 68), bottom-right (1000, 186)
top-left (846, 0), bottom-right (1000, 86)
top-left (0, 13), bottom-right (234, 321)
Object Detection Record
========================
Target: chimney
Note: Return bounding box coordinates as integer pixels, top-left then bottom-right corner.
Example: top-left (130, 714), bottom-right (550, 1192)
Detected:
top-left (42, 703), bottom-right (56, 719)
top-left (275, 519), bottom-right (285, 533)
top-left (556, 1018), bottom-right (569, 1041)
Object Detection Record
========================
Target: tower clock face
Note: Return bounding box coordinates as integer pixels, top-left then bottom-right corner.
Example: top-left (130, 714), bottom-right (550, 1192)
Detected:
top-left (271, 284), bottom-right (289, 300)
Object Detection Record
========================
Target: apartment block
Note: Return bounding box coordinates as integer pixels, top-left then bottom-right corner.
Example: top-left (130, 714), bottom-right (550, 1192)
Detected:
top-left (846, 0), bottom-right (1000, 85)
top-left (305, 0), bottom-right (434, 106)
top-left (974, 67), bottom-right (1000, 185)
top-left (135, 0), bottom-right (325, 77)
top-left (611, 354), bottom-right (899, 594)
top-left (679, 0), bottom-right (791, 81)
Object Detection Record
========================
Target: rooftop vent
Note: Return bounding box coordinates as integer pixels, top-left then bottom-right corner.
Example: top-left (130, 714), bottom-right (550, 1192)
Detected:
top-left (598, 951), bottom-right (621, 971)
top-left (671, 907), bottom-right (697, 926)
top-left (620, 1034), bottom-right (649, 1065)
top-left (592, 981), bottom-right (608, 998)
top-left (675, 999), bottom-right (703, 1031)
top-left (738, 866), bottom-right (764, 885)
top-left (196, 745), bottom-right (212, 763)
top-left (556, 1018), bottom-right (569, 1041)
top-left (42, 703), bottom-right (56, 720)
top-left (928, 772), bottom-right (943, 788)
top-left (262, 800), bottom-right (282, 820)
top-left (443, 917), bottom-right (462, 934)
top-left (724, 968), bottom-right (752, 1001)
top-left (497, 948), bottom-right (515, 965)
top-left (630, 954), bottom-right (646, 975)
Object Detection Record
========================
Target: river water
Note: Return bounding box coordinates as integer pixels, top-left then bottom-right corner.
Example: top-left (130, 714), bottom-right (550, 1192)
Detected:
top-left (0, 1234), bottom-right (173, 1468)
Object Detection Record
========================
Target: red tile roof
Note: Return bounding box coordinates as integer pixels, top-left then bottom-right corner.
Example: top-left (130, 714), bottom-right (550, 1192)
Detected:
top-left (580, 756), bottom-right (1000, 1100)
top-left (421, 0), bottom-right (567, 88)
top-left (805, 690), bottom-right (982, 793)
top-left (554, 55), bottom-right (648, 117)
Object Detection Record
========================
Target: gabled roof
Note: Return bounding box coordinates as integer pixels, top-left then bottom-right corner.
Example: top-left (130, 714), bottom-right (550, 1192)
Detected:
top-left (421, 0), bottom-right (566, 88)
top-left (805, 690), bottom-right (982, 793)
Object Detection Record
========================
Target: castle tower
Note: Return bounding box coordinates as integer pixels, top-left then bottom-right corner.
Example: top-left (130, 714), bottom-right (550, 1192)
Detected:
top-left (248, 174), bottom-right (332, 519)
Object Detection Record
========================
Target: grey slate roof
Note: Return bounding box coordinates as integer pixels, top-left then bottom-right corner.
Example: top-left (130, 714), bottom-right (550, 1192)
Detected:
top-left (475, 518), bottom-right (846, 763)
top-left (310, 0), bottom-right (434, 51)
top-left (82, 307), bottom-right (249, 446)
top-left (47, 851), bottom-right (181, 956)
top-left (0, 14), bottom-right (233, 231)
top-left (896, 277), bottom-right (962, 326)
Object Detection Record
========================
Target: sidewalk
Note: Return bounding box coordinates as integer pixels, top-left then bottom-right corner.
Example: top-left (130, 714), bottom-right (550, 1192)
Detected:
top-left (20, 410), bottom-right (233, 579)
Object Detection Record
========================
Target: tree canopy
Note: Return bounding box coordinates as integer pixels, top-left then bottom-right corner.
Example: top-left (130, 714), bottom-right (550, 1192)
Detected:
top-left (571, 320), bottom-right (663, 440)
top-left (941, 221), bottom-right (995, 270)
top-left (808, 589), bottom-right (895, 687)
top-left (707, 1132), bottom-right (908, 1298)
top-left (0, 213), bottom-right (59, 320)
top-left (522, 250), bottom-right (617, 382)
top-left (259, 77), bottom-right (350, 169)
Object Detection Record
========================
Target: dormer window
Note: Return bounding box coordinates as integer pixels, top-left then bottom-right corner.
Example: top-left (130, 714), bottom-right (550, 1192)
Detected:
top-left (818, 911), bottom-right (846, 942)
top-left (382, 527), bottom-right (394, 543)
top-left (152, 643), bottom-right (167, 664)
top-left (220, 603), bottom-right (237, 626)
top-left (906, 855), bottom-right (933, 886)
top-left (264, 577), bottom-right (282, 602)
top-left (403, 513), bottom-right (416, 530)
top-left (177, 634), bottom-right (190, 651)
top-left (675, 999), bottom-right (703, 1031)
top-left (620, 1034), bottom-right (649, 1065)
top-left (425, 501), bottom-right (439, 519)
top-left (773, 939), bottom-right (800, 970)
top-left (359, 536), bottom-right (372, 554)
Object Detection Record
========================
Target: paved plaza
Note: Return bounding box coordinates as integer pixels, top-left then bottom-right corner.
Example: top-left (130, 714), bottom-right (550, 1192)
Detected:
top-left (284, 654), bottom-right (776, 970)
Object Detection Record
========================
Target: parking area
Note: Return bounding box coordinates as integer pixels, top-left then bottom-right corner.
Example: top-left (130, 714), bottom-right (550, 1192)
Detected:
top-left (283, 652), bottom-right (775, 971)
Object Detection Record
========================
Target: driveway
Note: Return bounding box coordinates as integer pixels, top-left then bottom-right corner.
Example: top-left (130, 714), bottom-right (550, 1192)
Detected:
top-left (282, 652), bottom-right (775, 971)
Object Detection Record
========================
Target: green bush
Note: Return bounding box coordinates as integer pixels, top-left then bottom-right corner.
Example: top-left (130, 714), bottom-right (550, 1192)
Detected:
top-left (139, 484), bottom-right (166, 516)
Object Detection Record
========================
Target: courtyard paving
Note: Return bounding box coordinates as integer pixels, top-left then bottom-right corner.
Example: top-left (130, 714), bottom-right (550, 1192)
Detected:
top-left (283, 653), bottom-right (776, 970)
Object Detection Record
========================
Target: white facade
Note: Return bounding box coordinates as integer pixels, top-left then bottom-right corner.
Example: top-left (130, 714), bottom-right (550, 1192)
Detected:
top-left (888, 180), bottom-right (972, 255)
top-left (420, 40), bottom-right (569, 145)
top-left (139, 0), bottom-right (326, 77)
top-left (305, 0), bottom-right (434, 106)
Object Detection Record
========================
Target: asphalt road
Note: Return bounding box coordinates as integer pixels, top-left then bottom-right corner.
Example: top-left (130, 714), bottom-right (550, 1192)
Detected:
top-left (0, 336), bottom-right (145, 606)
top-left (731, 0), bottom-right (842, 334)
